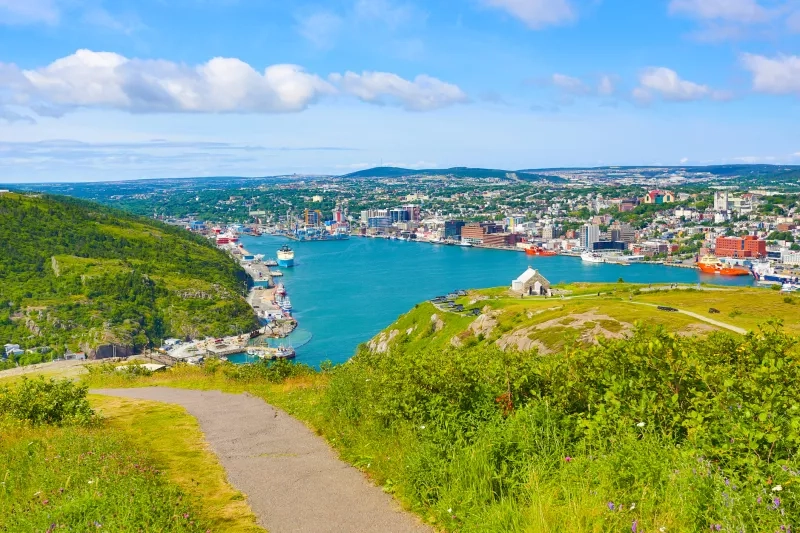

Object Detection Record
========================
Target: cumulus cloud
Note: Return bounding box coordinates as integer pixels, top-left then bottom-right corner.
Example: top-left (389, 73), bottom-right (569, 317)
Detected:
top-left (481, 0), bottom-right (575, 29)
top-left (0, 49), bottom-right (468, 116)
top-left (597, 75), bottom-right (615, 96)
top-left (329, 71), bottom-right (469, 111)
top-left (740, 53), bottom-right (800, 95)
top-left (551, 73), bottom-right (589, 95)
top-left (668, 0), bottom-right (769, 22)
top-left (0, 0), bottom-right (58, 25)
top-left (633, 67), bottom-right (727, 102)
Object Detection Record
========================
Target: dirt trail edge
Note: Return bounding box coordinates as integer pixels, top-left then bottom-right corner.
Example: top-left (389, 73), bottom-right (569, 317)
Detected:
top-left (92, 388), bottom-right (432, 533)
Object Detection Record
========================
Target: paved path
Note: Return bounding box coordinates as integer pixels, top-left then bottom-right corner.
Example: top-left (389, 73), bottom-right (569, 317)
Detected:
top-left (92, 388), bottom-right (431, 533)
top-left (627, 301), bottom-right (748, 334)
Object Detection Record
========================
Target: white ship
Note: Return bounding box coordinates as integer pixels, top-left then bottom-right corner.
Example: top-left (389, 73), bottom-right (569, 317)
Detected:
top-left (277, 245), bottom-right (295, 268)
top-left (581, 251), bottom-right (606, 263)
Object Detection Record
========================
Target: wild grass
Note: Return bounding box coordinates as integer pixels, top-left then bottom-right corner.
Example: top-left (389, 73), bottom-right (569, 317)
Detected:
top-left (0, 422), bottom-right (208, 532)
top-left (0, 377), bottom-right (263, 532)
top-left (89, 395), bottom-right (263, 533)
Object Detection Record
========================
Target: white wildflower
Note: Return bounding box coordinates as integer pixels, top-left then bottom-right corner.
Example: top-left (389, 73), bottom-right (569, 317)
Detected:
top-left (420, 425), bottom-right (426, 429)
top-left (448, 508), bottom-right (452, 513)
top-left (659, 527), bottom-right (666, 532)
top-left (630, 503), bottom-right (636, 510)
top-left (772, 485), bottom-right (783, 492)
top-left (636, 422), bottom-right (645, 428)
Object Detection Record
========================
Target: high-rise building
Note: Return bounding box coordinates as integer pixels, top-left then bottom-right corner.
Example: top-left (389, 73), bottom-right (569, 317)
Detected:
top-left (580, 224), bottom-right (600, 249)
top-left (714, 191), bottom-right (730, 211)
top-left (389, 208), bottom-right (411, 223)
top-left (610, 222), bottom-right (635, 243)
top-left (444, 220), bottom-right (465, 240)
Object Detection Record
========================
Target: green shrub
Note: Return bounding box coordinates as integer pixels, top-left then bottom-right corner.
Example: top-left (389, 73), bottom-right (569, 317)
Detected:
top-left (0, 377), bottom-right (96, 426)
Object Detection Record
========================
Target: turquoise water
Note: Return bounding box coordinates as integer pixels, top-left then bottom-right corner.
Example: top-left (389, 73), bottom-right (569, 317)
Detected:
top-left (240, 235), bottom-right (757, 367)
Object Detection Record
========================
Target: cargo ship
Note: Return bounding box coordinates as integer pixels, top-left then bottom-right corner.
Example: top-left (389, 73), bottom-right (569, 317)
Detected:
top-left (750, 261), bottom-right (800, 284)
top-left (277, 245), bottom-right (295, 268)
top-left (526, 246), bottom-right (557, 256)
top-left (697, 255), bottom-right (751, 276)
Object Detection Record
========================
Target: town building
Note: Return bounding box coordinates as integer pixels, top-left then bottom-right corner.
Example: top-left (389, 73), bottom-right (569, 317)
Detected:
top-left (444, 220), bottom-right (465, 240)
top-left (643, 190), bottom-right (675, 205)
top-left (610, 222), bottom-right (635, 243)
top-left (580, 224), bottom-right (600, 249)
top-left (715, 236), bottom-right (767, 258)
top-left (304, 209), bottom-right (323, 225)
top-left (619, 198), bottom-right (640, 212)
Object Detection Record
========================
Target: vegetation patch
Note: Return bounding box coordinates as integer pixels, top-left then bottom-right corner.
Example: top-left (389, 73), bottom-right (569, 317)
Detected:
top-left (0, 193), bottom-right (257, 364)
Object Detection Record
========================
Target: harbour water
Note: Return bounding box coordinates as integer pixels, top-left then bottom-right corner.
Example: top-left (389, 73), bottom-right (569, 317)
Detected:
top-left (240, 235), bottom-right (757, 367)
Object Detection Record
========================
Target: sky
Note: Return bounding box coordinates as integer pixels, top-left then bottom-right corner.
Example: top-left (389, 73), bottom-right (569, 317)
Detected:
top-left (1, 0), bottom-right (800, 182)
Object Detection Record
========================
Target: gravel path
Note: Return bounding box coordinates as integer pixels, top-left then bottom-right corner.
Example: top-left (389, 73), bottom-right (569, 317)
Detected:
top-left (92, 388), bottom-right (431, 533)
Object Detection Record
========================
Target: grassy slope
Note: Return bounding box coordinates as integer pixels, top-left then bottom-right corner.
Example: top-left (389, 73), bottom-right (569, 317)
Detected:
top-left (0, 192), bottom-right (257, 354)
top-left (0, 394), bottom-right (263, 532)
top-left (371, 284), bottom-right (764, 357)
top-left (89, 395), bottom-right (263, 532)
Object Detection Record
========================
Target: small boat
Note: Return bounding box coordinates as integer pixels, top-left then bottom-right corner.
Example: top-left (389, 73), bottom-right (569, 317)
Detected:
top-left (275, 283), bottom-right (287, 297)
top-left (697, 255), bottom-right (751, 276)
top-left (458, 241), bottom-right (473, 247)
top-left (265, 259), bottom-right (278, 267)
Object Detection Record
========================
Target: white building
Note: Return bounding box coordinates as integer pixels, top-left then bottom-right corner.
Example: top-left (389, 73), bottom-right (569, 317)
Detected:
top-left (580, 224), bottom-right (600, 249)
top-left (714, 191), bottom-right (729, 211)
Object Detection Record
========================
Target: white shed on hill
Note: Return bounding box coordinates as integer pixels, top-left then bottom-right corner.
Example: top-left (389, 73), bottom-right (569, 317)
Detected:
top-left (511, 267), bottom-right (551, 296)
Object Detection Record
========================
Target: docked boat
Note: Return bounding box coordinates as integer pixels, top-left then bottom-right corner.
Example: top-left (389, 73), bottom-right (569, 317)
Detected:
top-left (277, 296), bottom-right (292, 311)
top-left (458, 241), bottom-right (473, 247)
top-left (581, 251), bottom-right (606, 263)
top-left (264, 258), bottom-right (278, 267)
top-left (697, 255), bottom-right (751, 276)
top-left (277, 245), bottom-right (295, 268)
top-left (781, 283), bottom-right (800, 293)
top-left (526, 246), bottom-right (557, 257)
top-left (750, 261), bottom-right (800, 284)
top-left (275, 283), bottom-right (287, 297)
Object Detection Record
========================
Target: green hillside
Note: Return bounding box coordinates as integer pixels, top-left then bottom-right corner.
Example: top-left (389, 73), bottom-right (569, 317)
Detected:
top-left (0, 192), bottom-right (256, 361)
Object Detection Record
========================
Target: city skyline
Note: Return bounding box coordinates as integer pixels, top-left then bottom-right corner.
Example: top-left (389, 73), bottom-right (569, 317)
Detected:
top-left (2, 0), bottom-right (800, 182)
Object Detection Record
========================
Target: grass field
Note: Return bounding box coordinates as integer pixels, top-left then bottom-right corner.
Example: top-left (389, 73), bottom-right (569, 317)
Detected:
top-left (89, 395), bottom-right (263, 533)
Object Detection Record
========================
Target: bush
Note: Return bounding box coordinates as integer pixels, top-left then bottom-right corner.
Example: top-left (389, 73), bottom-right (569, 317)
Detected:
top-left (0, 377), bottom-right (96, 426)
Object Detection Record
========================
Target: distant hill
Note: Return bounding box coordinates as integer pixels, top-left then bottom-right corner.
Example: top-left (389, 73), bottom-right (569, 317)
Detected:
top-left (340, 166), bottom-right (567, 182)
top-left (0, 193), bottom-right (257, 360)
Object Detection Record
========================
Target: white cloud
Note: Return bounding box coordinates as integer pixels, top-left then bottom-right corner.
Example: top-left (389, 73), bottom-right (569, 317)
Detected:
top-left (295, 10), bottom-right (343, 49)
top-left (551, 73), bottom-right (589, 94)
top-left (634, 67), bottom-right (725, 102)
top-left (481, 0), bottom-right (575, 29)
top-left (0, 50), bottom-right (467, 116)
top-left (354, 0), bottom-right (422, 28)
top-left (741, 53), bottom-right (800, 95)
top-left (680, 157), bottom-right (689, 163)
top-left (0, 0), bottom-right (58, 25)
top-left (597, 75), bottom-right (615, 96)
top-left (329, 71), bottom-right (469, 111)
top-left (668, 0), bottom-right (769, 23)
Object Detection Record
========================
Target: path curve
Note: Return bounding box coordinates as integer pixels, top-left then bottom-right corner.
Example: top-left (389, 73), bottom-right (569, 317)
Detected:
top-left (92, 388), bottom-right (431, 533)
top-left (627, 301), bottom-right (747, 334)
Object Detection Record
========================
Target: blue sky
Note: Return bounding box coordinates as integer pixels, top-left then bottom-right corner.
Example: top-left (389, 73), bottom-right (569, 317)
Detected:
top-left (1, 0), bottom-right (800, 182)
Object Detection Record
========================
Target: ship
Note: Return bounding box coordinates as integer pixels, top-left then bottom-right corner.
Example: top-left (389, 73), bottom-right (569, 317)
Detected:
top-left (277, 245), bottom-right (295, 267)
top-left (696, 255), bottom-right (751, 276)
top-left (526, 246), bottom-right (557, 257)
top-left (458, 241), bottom-right (473, 247)
top-left (581, 251), bottom-right (606, 263)
top-left (750, 261), bottom-right (800, 284)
